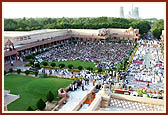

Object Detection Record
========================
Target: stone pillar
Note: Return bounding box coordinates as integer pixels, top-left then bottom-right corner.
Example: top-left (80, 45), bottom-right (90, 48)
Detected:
top-left (16, 54), bottom-right (18, 61)
top-left (9, 56), bottom-right (12, 64)
top-left (4, 105), bottom-right (8, 111)
top-left (116, 72), bottom-right (119, 83)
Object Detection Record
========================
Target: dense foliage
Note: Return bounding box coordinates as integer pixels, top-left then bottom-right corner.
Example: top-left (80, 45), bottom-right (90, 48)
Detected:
top-left (26, 106), bottom-right (34, 111)
top-left (46, 91), bottom-right (54, 102)
top-left (36, 98), bottom-right (46, 110)
top-left (152, 19), bottom-right (164, 39)
top-left (17, 69), bottom-right (21, 74)
top-left (4, 17), bottom-right (151, 36)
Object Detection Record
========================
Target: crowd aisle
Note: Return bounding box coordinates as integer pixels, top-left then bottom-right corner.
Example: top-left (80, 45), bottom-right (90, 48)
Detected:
top-left (126, 40), bottom-right (164, 92)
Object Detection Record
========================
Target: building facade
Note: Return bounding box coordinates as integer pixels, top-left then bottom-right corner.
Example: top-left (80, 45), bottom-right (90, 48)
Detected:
top-left (4, 28), bottom-right (140, 64)
top-left (160, 30), bottom-right (165, 45)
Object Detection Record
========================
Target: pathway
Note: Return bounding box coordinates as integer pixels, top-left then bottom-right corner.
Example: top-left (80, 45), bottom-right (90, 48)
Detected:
top-left (59, 81), bottom-right (95, 111)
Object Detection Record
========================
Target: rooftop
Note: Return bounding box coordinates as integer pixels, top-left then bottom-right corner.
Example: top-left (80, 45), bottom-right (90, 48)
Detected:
top-left (4, 29), bottom-right (67, 38)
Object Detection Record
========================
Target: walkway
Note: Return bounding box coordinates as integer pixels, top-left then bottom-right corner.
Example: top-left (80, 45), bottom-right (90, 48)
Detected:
top-left (143, 53), bottom-right (152, 69)
top-left (59, 81), bottom-right (95, 111)
top-left (4, 61), bottom-right (28, 71)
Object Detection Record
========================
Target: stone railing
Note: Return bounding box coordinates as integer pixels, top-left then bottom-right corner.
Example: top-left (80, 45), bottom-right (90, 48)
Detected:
top-left (52, 88), bottom-right (69, 111)
top-left (72, 85), bottom-right (96, 111)
top-left (111, 93), bottom-right (164, 106)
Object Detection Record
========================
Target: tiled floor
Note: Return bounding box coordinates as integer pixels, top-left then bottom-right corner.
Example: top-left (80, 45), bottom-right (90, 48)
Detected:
top-left (105, 97), bottom-right (164, 111)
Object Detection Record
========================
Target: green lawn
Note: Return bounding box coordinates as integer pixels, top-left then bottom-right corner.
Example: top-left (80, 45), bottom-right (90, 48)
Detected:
top-left (48, 60), bottom-right (98, 70)
top-left (4, 74), bottom-right (73, 111)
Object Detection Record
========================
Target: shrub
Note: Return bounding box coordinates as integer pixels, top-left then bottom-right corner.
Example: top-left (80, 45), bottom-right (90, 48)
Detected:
top-left (48, 75), bottom-right (57, 78)
top-left (42, 61), bottom-right (48, 67)
top-left (34, 71), bottom-right (39, 77)
top-left (25, 63), bottom-right (31, 66)
top-left (25, 55), bottom-right (35, 60)
top-left (36, 98), bottom-right (46, 111)
top-left (78, 77), bottom-right (83, 80)
top-left (98, 68), bottom-right (103, 72)
top-left (24, 70), bottom-right (30, 76)
top-left (46, 91), bottom-right (54, 102)
top-left (59, 63), bottom-right (65, 68)
top-left (26, 106), bottom-right (34, 111)
top-left (87, 67), bottom-right (93, 71)
top-left (73, 69), bottom-right (81, 72)
top-left (17, 69), bottom-right (21, 74)
top-left (78, 66), bottom-right (83, 70)
top-left (67, 64), bottom-right (73, 69)
top-left (4, 70), bottom-right (7, 75)
top-left (29, 59), bottom-right (34, 65)
top-left (43, 73), bottom-right (48, 78)
top-left (50, 63), bottom-right (56, 67)
top-left (8, 68), bottom-right (13, 73)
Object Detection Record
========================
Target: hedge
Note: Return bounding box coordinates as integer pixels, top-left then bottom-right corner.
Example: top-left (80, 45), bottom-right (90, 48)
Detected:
top-left (124, 45), bottom-right (139, 72)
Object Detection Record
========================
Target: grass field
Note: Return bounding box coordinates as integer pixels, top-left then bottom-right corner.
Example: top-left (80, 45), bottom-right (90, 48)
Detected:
top-left (4, 74), bottom-right (73, 111)
top-left (48, 60), bottom-right (98, 70)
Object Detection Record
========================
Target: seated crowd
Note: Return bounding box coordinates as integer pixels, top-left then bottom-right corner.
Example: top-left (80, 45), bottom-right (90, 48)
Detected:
top-left (36, 40), bottom-right (133, 69)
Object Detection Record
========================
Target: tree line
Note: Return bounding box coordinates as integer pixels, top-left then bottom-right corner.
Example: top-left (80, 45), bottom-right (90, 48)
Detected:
top-left (5, 17), bottom-right (152, 37)
top-left (152, 19), bottom-right (164, 39)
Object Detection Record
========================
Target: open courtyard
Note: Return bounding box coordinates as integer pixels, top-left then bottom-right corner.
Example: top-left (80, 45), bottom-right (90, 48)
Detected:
top-left (4, 74), bottom-right (73, 111)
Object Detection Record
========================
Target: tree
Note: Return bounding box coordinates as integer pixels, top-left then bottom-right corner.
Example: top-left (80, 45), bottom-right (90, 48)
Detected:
top-left (59, 63), bottom-right (65, 68)
top-left (34, 71), bottom-right (39, 77)
top-left (4, 70), bottom-right (7, 75)
top-left (29, 59), bottom-right (34, 65)
top-left (78, 66), bottom-right (83, 70)
top-left (25, 70), bottom-right (30, 76)
top-left (42, 61), bottom-right (48, 67)
top-left (26, 106), bottom-right (34, 111)
top-left (87, 67), bottom-right (93, 71)
top-left (36, 98), bottom-right (46, 110)
top-left (46, 91), bottom-right (54, 102)
top-left (17, 69), bottom-right (21, 74)
top-left (8, 68), bottom-right (13, 73)
top-left (67, 64), bottom-right (73, 69)
top-left (98, 68), bottom-right (103, 72)
top-left (50, 63), bottom-right (56, 67)
top-left (153, 28), bottom-right (162, 39)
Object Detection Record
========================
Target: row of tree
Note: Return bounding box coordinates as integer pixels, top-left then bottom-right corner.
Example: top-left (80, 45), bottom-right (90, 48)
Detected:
top-left (4, 17), bottom-right (151, 36)
top-left (152, 19), bottom-right (164, 39)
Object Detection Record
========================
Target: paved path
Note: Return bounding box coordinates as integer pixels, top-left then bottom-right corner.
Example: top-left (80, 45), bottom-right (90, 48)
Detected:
top-left (4, 61), bottom-right (28, 70)
top-left (59, 81), bottom-right (95, 111)
top-left (143, 53), bottom-right (152, 69)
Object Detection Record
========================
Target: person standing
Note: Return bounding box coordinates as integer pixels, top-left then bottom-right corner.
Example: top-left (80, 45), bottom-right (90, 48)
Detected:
top-left (75, 82), bottom-right (77, 90)
top-left (11, 61), bottom-right (13, 66)
top-left (72, 84), bottom-right (75, 91)
top-left (92, 79), bottom-right (95, 86)
top-left (82, 83), bottom-right (84, 91)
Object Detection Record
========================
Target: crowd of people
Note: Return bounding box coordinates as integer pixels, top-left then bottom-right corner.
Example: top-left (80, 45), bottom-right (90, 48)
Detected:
top-left (36, 41), bottom-right (133, 69)
top-left (128, 43), bottom-right (164, 84)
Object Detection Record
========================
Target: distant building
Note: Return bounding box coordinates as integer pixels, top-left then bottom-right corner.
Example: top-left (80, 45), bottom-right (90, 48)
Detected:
top-left (119, 6), bottom-right (125, 18)
top-left (132, 7), bottom-right (139, 19)
top-left (160, 30), bottom-right (165, 45)
top-left (122, 5), bottom-right (139, 19)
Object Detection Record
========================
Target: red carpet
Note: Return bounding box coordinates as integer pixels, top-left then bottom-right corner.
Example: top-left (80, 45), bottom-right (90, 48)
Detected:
top-left (136, 80), bottom-right (152, 83)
